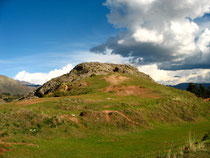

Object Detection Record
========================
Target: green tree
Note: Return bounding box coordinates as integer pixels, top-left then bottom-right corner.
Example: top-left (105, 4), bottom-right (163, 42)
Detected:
top-left (186, 83), bottom-right (199, 96)
top-left (187, 83), bottom-right (210, 98)
top-left (207, 86), bottom-right (210, 98)
top-left (198, 84), bottom-right (207, 98)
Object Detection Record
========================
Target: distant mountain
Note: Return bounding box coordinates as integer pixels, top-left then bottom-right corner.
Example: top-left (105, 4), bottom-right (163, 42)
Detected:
top-left (17, 80), bottom-right (40, 88)
top-left (0, 75), bottom-right (36, 95)
top-left (168, 83), bottom-right (210, 90)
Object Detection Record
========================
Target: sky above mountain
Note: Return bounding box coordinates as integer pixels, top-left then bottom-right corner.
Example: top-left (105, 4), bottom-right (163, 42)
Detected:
top-left (0, 0), bottom-right (210, 85)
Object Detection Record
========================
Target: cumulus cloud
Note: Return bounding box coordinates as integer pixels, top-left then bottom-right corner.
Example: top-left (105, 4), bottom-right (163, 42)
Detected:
top-left (13, 51), bottom-right (132, 85)
top-left (91, 0), bottom-right (210, 70)
top-left (138, 64), bottom-right (210, 85)
top-left (72, 49), bottom-right (132, 64)
top-left (14, 64), bottom-right (73, 85)
top-left (13, 49), bottom-right (210, 85)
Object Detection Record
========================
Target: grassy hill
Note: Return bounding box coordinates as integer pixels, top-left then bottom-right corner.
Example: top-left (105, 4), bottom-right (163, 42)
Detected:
top-left (0, 75), bottom-right (35, 95)
top-left (0, 63), bottom-right (209, 158)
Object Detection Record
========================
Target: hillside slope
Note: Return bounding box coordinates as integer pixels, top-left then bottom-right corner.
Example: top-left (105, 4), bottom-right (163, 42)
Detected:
top-left (34, 62), bottom-right (153, 97)
top-left (0, 75), bottom-right (34, 95)
top-left (30, 62), bottom-right (209, 124)
top-left (0, 62), bottom-right (209, 158)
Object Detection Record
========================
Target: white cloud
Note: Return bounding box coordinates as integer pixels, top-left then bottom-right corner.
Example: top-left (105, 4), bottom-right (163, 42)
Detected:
top-left (91, 0), bottom-right (210, 70)
top-left (13, 49), bottom-right (210, 86)
top-left (13, 50), bottom-right (132, 85)
top-left (74, 49), bottom-right (132, 64)
top-left (197, 28), bottom-right (210, 54)
top-left (14, 64), bottom-right (73, 85)
top-left (138, 64), bottom-right (210, 85)
top-left (133, 27), bottom-right (164, 44)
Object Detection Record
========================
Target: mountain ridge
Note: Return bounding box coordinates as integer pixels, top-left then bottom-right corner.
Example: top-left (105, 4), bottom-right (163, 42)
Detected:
top-left (17, 80), bottom-right (41, 88)
top-left (168, 83), bottom-right (210, 90)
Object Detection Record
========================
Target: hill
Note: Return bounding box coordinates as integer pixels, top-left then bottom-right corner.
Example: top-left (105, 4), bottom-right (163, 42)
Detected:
top-left (169, 83), bottom-right (210, 90)
top-left (0, 62), bottom-right (210, 158)
top-left (17, 80), bottom-right (40, 88)
top-left (34, 62), bottom-right (153, 97)
top-left (0, 75), bottom-right (35, 95)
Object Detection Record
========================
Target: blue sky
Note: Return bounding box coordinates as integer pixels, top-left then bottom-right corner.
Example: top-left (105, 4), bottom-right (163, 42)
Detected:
top-left (0, 0), bottom-right (210, 85)
top-left (0, 0), bottom-right (118, 77)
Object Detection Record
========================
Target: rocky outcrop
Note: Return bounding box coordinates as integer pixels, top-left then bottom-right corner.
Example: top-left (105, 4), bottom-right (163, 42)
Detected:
top-left (34, 62), bottom-right (153, 97)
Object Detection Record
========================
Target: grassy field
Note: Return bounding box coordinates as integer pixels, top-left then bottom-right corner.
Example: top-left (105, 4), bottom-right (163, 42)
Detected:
top-left (1, 119), bottom-right (210, 158)
top-left (0, 73), bottom-right (209, 157)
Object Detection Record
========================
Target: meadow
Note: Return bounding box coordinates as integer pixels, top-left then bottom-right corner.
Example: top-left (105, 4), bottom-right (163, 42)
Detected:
top-left (0, 73), bottom-right (209, 157)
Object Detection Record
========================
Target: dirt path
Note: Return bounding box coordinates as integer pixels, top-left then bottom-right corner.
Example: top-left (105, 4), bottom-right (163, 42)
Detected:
top-left (0, 139), bottom-right (36, 146)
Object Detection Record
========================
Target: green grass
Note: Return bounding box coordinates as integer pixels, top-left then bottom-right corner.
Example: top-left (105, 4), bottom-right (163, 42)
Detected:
top-left (0, 73), bottom-right (210, 157)
top-left (3, 120), bottom-right (210, 158)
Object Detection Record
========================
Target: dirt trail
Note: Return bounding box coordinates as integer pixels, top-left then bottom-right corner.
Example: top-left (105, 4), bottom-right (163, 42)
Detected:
top-left (0, 139), bottom-right (36, 146)
top-left (15, 98), bottom-right (53, 106)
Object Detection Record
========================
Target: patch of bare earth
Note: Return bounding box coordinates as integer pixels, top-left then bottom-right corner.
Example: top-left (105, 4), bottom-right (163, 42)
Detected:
top-left (15, 97), bottom-right (65, 106)
top-left (0, 139), bottom-right (36, 146)
top-left (0, 145), bottom-right (9, 156)
top-left (103, 105), bottom-right (111, 108)
top-left (15, 98), bottom-right (51, 106)
top-left (0, 139), bottom-right (36, 155)
top-left (105, 85), bottom-right (159, 99)
top-left (59, 114), bottom-right (79, 124)
top-left (104, 74), bottom-right (129, 85)
top-left (104, 74), bottom-right (159, 98)
top-left (102, 110), bottom-right (139, 125)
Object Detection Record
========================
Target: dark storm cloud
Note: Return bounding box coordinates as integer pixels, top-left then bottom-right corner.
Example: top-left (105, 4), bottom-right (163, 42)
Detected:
top-left (91, 0), bottom-right (210, 70)
top-left (91, 35), bottom-right (178, 64)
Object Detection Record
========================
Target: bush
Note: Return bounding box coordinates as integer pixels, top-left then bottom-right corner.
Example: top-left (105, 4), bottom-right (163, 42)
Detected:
top-left (187, 83), bottom-right (210, 99)
top-left (54, 91), bottom-right (65, 97)
top-left (69, 88), bottom-right (93, 96)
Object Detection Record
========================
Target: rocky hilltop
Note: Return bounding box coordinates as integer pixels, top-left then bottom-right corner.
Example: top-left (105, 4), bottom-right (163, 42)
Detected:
top-left (34, 62), bottom-right (153, 97)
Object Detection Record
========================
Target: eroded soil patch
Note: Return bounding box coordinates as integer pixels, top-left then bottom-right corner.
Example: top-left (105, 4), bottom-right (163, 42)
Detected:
top-left (15, 98), bottom-right (53, 106)
top-left (104, 74), bottom-right (129, 85)
top-left (104, 85), bottom-right (160, 99)
top-left (59, 114), bottom-right (80, 124)
top-left (102, 110), bottom-right (139, 125)
top-left (0, 139), bottom-right (36, 156)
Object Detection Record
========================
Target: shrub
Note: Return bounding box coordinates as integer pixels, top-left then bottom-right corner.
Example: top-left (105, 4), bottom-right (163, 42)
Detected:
top-left (54, 91), bottom-right (65, 97)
